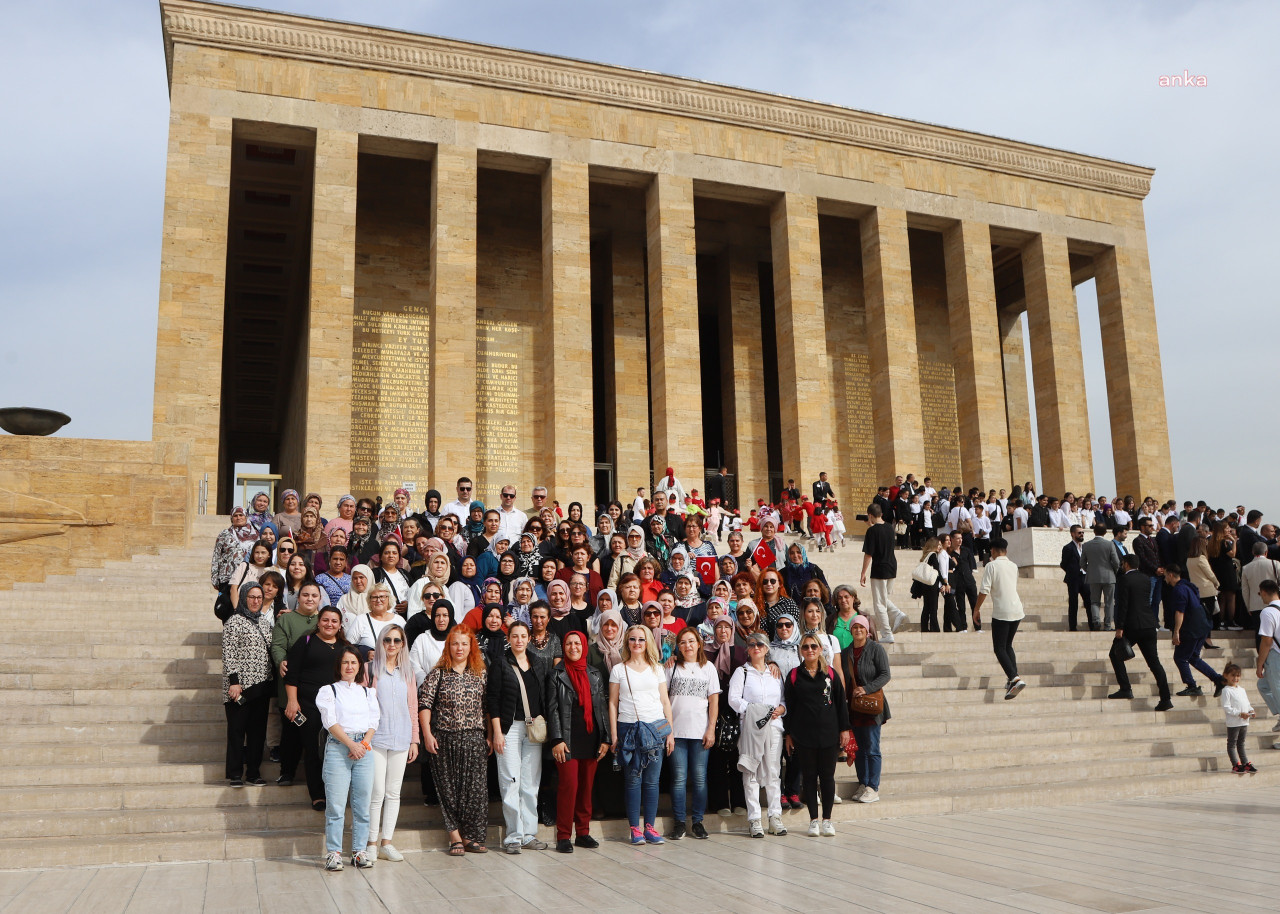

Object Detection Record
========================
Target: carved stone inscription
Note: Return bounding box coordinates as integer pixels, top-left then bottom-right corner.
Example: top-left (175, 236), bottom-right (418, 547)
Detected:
top-left (918, 357), bottom-right (962, 486)
top-left (841, 351), bottom-right (877, 508)
top-left (351, 305), bottom-right (430, 494)
top-left (475, 318), bottom-right (521, 498)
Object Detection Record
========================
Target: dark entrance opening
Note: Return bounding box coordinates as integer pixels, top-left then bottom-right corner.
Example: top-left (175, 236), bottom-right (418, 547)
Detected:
top-left (696, 253), bottom-right (725, 474)
top-left (758, 261), bottom-right (783, 502)
top-left (216, 123), bottom-right (316, 514)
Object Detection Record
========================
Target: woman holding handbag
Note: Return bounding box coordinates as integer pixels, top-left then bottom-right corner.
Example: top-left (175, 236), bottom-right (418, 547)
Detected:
top-left (487, 620), bottom-right (551, 854)
top-left (915, 537), bottom-right (952, 634)
top-left (839, 616), bottom-right (891, 804)
top-left (704, 617), bottom-right (748, 817)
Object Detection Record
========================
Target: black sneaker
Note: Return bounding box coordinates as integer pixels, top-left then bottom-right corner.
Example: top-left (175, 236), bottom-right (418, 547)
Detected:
top-left (574, 834), bottom-right (599, 849)
top-left (1154, 698), bottom-right (1174, 711)
top-left (1108, 690), bottom-right (1134, 700)
top-left (275, 776), bottom-right (293, 787)
top-left (556, 839), bottom-right (574, 853)
top-left (269, 746), bottom-right (280, 763)
top-left (1213, 681), bottom-right (1226, 698)
top-left (229, 778), bottom-right (243, 788)
top-left (246, 777), bottom-right (267, 786)
top-left (691, 822), bottom-right (708, 839)
top-left (668, 821), bottom-right (686, 840)
top-left (1176, 685), bottom-right (1203, 697)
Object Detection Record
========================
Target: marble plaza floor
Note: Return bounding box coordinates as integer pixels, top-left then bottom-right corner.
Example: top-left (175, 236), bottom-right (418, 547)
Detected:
top-left (2, 784), bottom-right (1275, 914)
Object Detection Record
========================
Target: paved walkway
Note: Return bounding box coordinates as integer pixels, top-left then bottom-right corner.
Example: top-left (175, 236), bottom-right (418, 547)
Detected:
top-left (2, 784), bottom-right (1275, 913)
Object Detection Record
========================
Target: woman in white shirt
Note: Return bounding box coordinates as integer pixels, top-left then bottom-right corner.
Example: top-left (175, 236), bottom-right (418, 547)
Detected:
top-left (365, 623), bottom-right (418, 863)
top-left (316, 645), bottom-right (381, 871)
top-left (728, 632), bottom-right (786, 838)
top-left (409, 602), bottom-right (455, 685)
top-left (344, 583), bottom-right (401, 659)
top-left (800, 598), bottom-right (843, 684)
top-left (609, 625), bottom-right (675, 845)
top-left (664, 628), bottom-right (720, 840)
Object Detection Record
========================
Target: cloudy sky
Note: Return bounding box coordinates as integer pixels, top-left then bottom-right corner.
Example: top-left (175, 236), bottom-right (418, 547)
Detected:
top-left (2, 1), bottom-right (1276, 516)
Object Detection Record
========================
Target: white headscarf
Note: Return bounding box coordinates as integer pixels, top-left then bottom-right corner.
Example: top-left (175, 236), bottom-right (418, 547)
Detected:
top-left (338, 563), bottom-right (373, 616)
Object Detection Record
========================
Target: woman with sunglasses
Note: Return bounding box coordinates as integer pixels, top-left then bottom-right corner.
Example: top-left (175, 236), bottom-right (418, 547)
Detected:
top-left (365, 623), bottom-right (418, 862)
top-left (784, 633), bottom-right (850, 837)
top-left (609, 625), bottom-right (675, 845)
top-left (728, 631), bottom-right (786, 838)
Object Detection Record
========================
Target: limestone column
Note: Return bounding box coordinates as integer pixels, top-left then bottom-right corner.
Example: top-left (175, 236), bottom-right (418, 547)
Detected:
top-left (152, 109), bottom-right (233, 507)
top-left (612, 233), bottom-right (651, 497)
top-left (541, 159), bottom-right (594, 508)
top-left (1094, 244), bottom-right (1174, 498)
top-left (943, 221), bottom-right (1010, 491)
top-left (999, 308), bottom-right (1037, 487)
top-left (427, 144), bottom-right (478, 488)
top-left (771, 193), bottom-right (834, 494)
top-left (1022, 233), bottom-right (1093, 495)
top-left (645, 173), bottom-right (703, 492)
top-left (860, 207), bottom-right (925, 483)
top-left (302, 129), bottom-right (359, 506)
top-left (720, 249), bottom-right (768, 506)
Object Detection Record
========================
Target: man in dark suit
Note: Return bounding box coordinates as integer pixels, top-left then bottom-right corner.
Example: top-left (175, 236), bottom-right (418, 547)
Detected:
top-left (1237, 509), bottom-right (1264, 559)
top-left (949, 532), bottom-right (979, 631)
top-left (871, 486), bottom-right (892, 519)
top-left (1156, 516), bottom-right (1180, 629)
top-left (1133, 517), bottom-right (1164, 629)
top-left (1109, 554), bottom-right (1172, 709)
top-left (812, 472), bottom-right (835, 505)
top-left (1060, 524), bottom-right (1091, 631)
top-left (1174, 509), bottom-right (1201, 578)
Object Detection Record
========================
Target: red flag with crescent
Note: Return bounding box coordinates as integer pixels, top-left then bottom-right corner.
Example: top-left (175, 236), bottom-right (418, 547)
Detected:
top-left (752, 540), bottom-right (776, 569)
top-left (696, 556), bottom-right (717, 586)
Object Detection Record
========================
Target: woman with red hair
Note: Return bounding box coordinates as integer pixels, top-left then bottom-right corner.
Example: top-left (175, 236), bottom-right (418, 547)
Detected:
top-left (419, 625), bottom-right (491, 856)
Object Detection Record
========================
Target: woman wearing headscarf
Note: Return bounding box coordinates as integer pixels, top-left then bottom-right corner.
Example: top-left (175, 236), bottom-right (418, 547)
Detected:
top-left (608, 526), bottom-right (648, 589)
top-left (324, 495), bottom-right (357, 539)
top-left (589, 514), bottom-right (614, 558)
top-left (226, 540), bottom-right (274, 615)
top-left (409, 600), bottom-right (455, 683)
top-left (672, 574), bottom-right (706, 627)
top-left (222, 581), bottom-right (274, 786)
top-left (273, 489), bottom-right (303, 536)
top-left (735, 598), bottom-right (765, 646)
top-left (769, 613), bottom-right (804, 811)
top-left (544, 579), bottom-right (587, 644)
top-left (661, 547), bottom-right (692, 589)
top-left (505, 577), bottom-right (537, 628)
top-left (475, 604), bottom-right (509, 668)
top-left (247, 492), bottom-right (273, 533)
top-left (295, 507), bottom-right (326, 564)
top-left (588, 609), bottom-right (626, 678)
top-left (513, 533), bottom-right (543, 579)
top-left (781, 543), bottom-right (828, 601)
top-left (709, 578), bottom-right (735, 615)
top-left (653, 467), bottom-right (687, 508)
top-left (338, 564), bottom-right (373, 618)
top-left (645, 514), bottom-right (674, 566)
top-left (547, 630), bottom-right (610, 852)
top-left (698, 597), bottom-right (732, 645)
top-left (705, 615), bottom-right (748, 817)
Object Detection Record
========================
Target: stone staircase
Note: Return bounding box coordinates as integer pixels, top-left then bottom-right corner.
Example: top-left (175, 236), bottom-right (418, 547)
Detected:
top-left (0, 518), bottom-right (1272, 866)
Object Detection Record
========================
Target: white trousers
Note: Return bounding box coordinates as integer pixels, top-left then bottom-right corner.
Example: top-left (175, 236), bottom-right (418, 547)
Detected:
top-left (368, 746), bottom-right (408, 843)
top-left (869, 578), bottom-right (907, 637)
top-left (497, 720), bottom-right (543, 845)
top-left (741, 726), bottom-right (783, 821)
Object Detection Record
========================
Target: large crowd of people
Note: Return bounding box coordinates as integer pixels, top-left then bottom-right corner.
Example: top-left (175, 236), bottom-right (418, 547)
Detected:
top-left (211, 472), bottom-right (1280, 868)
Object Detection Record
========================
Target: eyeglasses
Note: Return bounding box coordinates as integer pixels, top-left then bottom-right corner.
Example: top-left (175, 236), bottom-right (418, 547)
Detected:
top-left (382, 637), bottom-right (403, 645)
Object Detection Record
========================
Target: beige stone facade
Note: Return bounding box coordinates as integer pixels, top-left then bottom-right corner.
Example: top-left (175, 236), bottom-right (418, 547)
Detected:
top-left (136, 0), bottom-right (1175, 515)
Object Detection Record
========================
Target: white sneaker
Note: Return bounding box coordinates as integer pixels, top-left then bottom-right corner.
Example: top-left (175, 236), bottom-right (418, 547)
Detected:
top-left (716, 807), bottom-right (733, 817)
top-left (1005, 678), bottom-right (1026, 700)
top-left (890, 613), bottom-right (906, 633)
top-left (880, 635), bottom-right (896, 644)
top-left (1227, 624), bottom-right (1244, 631)
top-left (1271, 742), bottom-right (1280, 750)
top-left (1271, 721), bottom-right (1280, 733)
top-left (821, 820), bottom-right (836, 837)
top-left (857, 787), bottom-right (879, 803)
top-left (850, 783), bottom-right (867, 801)
top-left (376, 844), bottom-right (403, 862)
top-left (749, 819), bottom-right (764, 838)
top-left (324, 851), bottom-right (344, 872)
top-left (832, 792), bottom-right (843, 804)
top-left (767, 815), bottom-right (787, 836)
top-left (807, 819), bottom-right (820, 837)
top-left (352, 849), bottom-right (375, 869)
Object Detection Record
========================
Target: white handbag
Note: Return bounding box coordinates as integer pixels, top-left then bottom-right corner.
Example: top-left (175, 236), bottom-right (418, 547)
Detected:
top-left (910, 560), bottom-right (939, 586)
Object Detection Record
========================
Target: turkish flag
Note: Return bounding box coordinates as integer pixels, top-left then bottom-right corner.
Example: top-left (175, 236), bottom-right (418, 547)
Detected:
top-left (752, 540), bottom-right (776, 569)
top-left (696, 556), bottom-right (717, 586)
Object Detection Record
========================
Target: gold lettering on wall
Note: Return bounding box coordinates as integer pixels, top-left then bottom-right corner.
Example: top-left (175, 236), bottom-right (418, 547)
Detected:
top-left (918, 357), bottom-right (962, 486)
top-left (476, 318), bottom-right (521, 500)
top-left (842, 352), bottom-right (877, 508)
top-left (351, 304), bottom-right (430, 494)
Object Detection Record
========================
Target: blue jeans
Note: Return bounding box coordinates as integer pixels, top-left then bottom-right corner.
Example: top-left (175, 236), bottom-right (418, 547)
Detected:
top-left (852, 724), bottom-right (882, 791)
top-left (623, 749), bottom-right (662, 828)
top-left (669, 738), bottom-right (709, 824)
top-left (323, 733), bottom-right (374, 854)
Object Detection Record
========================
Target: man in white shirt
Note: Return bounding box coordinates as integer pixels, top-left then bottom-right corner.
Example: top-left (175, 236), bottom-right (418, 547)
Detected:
top-left (1253, 579), bottom-right (1280, 748)
top-left (440, 477), bottom-right (474, 523)
top-left (1012, 502), bottom-right (1029, 530)
top-left (973, 538), bottom-right (1026, 700)
top-left (945, 499), bottom-right (972, 536)
top-left (631, 487), bottom-right (648, 524)
top-left (495, 485), bottom-right (528, 543)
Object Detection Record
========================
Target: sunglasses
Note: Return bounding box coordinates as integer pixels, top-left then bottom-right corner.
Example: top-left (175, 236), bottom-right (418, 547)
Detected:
top-left (643, 610), bottom-right (661, 617)
top-left (424, 592), bottom-right (441, 599)
top-left (627, 637), bottom-right (648, 643)
top-left (502, 492), bottom-right (515, 498)
top-left (278, 546), bottom-right (295, 553)
top-left (382, 637), bottom-right (403, 645)
top-left (458, 486), bottom-right (472, 492)
top-left (748, 643), bottom-right (767, 649)
top-left (776, 622), bottom-right (794, 628)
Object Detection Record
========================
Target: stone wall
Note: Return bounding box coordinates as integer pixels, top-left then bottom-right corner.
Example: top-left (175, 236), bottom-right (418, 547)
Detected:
top-left (0, 438), bottom-right (191, 589)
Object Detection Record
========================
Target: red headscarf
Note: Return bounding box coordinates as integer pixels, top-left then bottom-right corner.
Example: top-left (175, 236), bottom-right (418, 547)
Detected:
top-left (665, 466), bottom-right (675, 486)
top-left (562, 631), bottom-right (594, 733)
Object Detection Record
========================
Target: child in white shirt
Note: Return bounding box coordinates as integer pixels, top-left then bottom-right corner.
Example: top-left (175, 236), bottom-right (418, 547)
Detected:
top-left (1221, 663), bottom-right (1256, 773)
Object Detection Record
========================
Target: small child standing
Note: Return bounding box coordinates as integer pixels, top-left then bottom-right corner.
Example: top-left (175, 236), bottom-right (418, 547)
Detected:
top-left (1221, 663), bottom-right (1257, 773)
top-left (830, 503), bottom-right (846, 548)
top-left (810, 507), bottom-right (832, 552)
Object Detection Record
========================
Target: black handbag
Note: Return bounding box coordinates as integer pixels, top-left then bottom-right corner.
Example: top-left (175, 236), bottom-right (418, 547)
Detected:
top-left (714, 705), bottom-right (740, 751)
top-left (1110, 637), bottom-right (1135, 662)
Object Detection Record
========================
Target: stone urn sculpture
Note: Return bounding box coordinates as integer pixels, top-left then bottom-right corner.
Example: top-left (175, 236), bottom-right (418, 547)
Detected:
top-left (0, 408), bottom-right (71, 436)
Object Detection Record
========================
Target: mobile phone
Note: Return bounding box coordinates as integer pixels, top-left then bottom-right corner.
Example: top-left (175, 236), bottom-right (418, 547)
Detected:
top-left (292, 711), bottom-right (307, 726)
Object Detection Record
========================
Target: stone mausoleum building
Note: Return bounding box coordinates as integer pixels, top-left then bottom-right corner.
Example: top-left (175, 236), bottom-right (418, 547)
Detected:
top-left (1, 0), bottom-right (1177, 580)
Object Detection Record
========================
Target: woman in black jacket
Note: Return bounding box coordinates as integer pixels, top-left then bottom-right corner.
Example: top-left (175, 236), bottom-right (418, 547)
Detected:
top-left (918, 537), bottom-right (954, 634)
top-left (545, 630), bottom-right (611, 853)
top-left (784, 632), bottom-right (850, 836)
top-left (486, 621), bottom-right (551, 854)
top-left (839, 617), bottom-right (892, 805)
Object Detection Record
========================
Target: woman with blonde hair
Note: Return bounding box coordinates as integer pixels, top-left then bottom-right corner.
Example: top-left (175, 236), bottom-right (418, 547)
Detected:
top-left (608, 624), bottom-right (675, 844)
top-left (784, 632), bottom-right (850, 837)
top-left (364, 622), bottom-right (418, 862)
